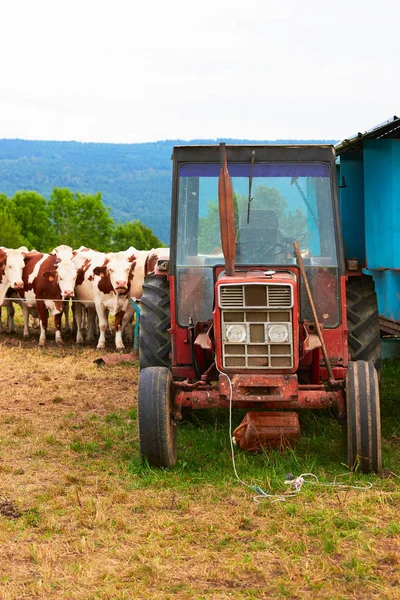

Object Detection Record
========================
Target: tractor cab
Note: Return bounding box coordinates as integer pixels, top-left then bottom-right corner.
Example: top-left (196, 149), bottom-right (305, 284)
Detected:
top-left (138, 144), bottom-right (381, 475)
top-left (172, 145), bottom-right (342, 331)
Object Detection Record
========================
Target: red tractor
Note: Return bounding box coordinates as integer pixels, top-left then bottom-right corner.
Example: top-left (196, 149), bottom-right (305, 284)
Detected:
top-left (138, 144), bottom-right (381, 473)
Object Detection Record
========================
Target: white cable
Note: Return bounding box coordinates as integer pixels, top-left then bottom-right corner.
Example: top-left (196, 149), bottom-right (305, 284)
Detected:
top-left (216, 365), bottom-right (373, 503)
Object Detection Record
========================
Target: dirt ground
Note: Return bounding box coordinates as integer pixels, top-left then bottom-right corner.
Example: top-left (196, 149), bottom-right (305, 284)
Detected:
top-left (0, 329), bottom-right (399, 599)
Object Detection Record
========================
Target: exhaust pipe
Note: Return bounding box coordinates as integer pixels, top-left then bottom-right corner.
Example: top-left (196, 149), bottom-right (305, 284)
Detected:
top-left (218, 143), bottom-right (236, 277)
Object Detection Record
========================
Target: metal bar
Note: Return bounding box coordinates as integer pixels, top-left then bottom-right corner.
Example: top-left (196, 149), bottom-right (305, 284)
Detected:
top-left (218, 143), bottom-right (236, 277)
top-left (175, 388), bottom-right (342, 410)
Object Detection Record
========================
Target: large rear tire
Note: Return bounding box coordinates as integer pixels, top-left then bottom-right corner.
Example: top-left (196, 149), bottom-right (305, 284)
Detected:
top-left (346, 360), bottom-right (381, 474)
top-left (346, 275), bottom-right (381, 375)
top-left (139, 276), bottom-right (171, 370)
top-left (138, 367), bottom-right (177, 467)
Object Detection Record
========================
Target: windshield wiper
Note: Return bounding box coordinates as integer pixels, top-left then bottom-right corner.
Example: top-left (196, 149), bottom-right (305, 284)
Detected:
top-left (247, 150), bottom-right (256, 224)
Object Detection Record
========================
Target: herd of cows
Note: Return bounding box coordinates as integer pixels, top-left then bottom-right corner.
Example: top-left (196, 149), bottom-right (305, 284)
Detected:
top-left (0, 244), bottom-right (168, 349)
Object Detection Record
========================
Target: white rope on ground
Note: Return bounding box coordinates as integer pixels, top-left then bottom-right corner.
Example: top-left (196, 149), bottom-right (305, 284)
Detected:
top-left (216, 366), bottom-right (373, 503)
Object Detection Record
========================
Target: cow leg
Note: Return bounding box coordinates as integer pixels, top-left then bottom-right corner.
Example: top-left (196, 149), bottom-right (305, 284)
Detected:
top-left (75, 303), bottom-right (84, 345)
top-left (63, 302), bottom-right (71, 333)
top-left (121, 303), bottom-right (134, 343)
top-left (54, 312), bottom-right (63, 344)
top-left (87, 308), bottom-right (97, 343)
top-left (37, 302), bottom-right (48, 346)
top-left (95, 303), bottom-right (108, 349)
top-left (20, 302), bottom-right (31, 338)
top-left (6, 300), bottom-right (16, 333)
top-left (114, 310), bottom-right (125, 350)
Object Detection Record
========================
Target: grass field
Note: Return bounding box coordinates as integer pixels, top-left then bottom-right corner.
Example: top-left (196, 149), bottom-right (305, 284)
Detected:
top-left (0, 320), bottom-right (399, 599)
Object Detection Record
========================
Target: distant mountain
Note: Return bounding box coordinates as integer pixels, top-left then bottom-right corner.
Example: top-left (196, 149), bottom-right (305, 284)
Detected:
top-left (0, 138), bottom-right (336, 243)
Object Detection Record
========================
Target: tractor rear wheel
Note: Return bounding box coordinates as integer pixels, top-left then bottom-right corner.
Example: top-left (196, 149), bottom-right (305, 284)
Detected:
top-left (139, 276), bottom-right (171, 370)
top-left (346, 360), bottom-right (381, 474)
top-left (138, 367), bottom-right (177, 467)
top-left (346, 275), bottom-right (381, 375)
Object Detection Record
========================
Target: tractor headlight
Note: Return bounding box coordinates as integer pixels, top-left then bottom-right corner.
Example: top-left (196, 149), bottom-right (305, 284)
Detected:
top-left (267, 323), bottom-right (289, 343)
top-left (225, 324), bottom-right (247, 343)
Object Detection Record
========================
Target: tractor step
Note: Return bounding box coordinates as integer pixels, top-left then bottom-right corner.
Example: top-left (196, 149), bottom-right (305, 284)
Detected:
top-left (233, 411), bottom-right (300, 452)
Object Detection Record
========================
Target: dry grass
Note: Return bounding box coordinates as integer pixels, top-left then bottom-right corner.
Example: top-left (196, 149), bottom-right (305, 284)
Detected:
top-left (0, 319), bottom-right (399, 599)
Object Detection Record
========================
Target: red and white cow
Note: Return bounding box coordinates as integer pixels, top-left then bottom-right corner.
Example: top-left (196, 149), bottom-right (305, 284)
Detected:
top-left (0, 247), bottom-right (27, 333)
top-left (120, 246), bottom-right (170, 335)
top-left (73, 249), bottom-right (137, 350)
top-left (18, 252), bottom-right (78, 345)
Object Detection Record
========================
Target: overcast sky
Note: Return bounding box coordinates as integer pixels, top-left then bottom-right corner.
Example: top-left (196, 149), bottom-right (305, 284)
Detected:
top-left (0, 0), bottom-right (398, 144)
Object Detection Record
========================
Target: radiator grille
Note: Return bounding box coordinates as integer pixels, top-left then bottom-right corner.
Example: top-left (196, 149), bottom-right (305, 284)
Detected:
top-left (220, 286), bottom-right (244, 307)
top-left (219, 283), bottom-right (294, 370)
top-left (219, 284), bottom-right (292, 308)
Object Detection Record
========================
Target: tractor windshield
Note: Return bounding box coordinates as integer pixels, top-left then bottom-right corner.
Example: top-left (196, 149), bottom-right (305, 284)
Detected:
top-left (175, 161), bottom-right (341, 327)
top-left (177, 162), bottom-right (337, 267)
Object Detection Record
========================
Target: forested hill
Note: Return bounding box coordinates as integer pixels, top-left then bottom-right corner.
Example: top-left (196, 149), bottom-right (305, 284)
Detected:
top-left (0, 138), bottom-right (336, 243)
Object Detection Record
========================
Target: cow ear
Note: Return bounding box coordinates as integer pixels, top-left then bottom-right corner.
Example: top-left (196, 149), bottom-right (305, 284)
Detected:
top-left (93, 266), bottom-right (107, 278)
top-left (129, 260), bottom-right (137, 272)
top-left (128, 253), bottom-right (136, 263)
top-left (43, 270), bottom-right (57, 281)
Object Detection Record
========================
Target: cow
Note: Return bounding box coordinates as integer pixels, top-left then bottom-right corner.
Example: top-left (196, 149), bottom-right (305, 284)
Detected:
top-left (72, 249), bottom-right (137, 350)
top-left (120, 246), bottom-right (170, 337)
top-left (18, 252), bottom-right (78, 345)
top-left (0, 247), bottom-right (27, 333)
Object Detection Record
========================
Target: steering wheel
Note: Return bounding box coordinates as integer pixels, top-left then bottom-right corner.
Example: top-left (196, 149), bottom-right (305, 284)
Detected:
top-left (264, 242), bottom-right (286, 257)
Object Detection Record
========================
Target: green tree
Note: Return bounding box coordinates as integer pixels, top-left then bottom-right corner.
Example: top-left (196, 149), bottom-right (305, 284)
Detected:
top-left (111, 220), bottom-right (164, 251)
top-left (49, 188), bottom-right (115, 251)
top-left (0, 194), bottom-right (27, 248)
top-left (9, 191), bottom-right (55, 251)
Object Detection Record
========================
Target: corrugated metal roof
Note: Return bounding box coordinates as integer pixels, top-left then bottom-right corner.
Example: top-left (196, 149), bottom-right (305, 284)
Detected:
top-left (335, 115), bottom-right (400, 155)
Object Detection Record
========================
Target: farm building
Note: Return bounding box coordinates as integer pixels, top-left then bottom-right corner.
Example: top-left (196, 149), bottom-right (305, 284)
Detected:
top-left (335, 116), bottom-right (400, 336)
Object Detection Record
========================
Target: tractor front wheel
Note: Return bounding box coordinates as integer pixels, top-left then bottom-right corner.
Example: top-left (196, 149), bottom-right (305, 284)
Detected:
top-left (138, 367), bottom-right (177, 467)
top-left (346, 360), bottom-right (381, 474)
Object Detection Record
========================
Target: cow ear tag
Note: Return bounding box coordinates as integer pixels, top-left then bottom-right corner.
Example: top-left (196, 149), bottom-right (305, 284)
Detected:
top-left (48, 275), bottom-right (55, 281)
top-left (99, 272), bottom-right (105, 278)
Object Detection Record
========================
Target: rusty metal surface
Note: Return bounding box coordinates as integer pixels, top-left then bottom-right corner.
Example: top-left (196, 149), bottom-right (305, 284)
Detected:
top-left (379, 316), bottom-right (400, 336)
top-left (218, 143), bottom-right (236, 277)
top-left (303, 332), bottom-right (322, 353)
top-left (219, 373), bottom-right (298, 402)
top-left (194, 332), bottom-right (213, 351)
top-left (174, 387), bottom-right (343, 410)
top-left (93, 352), bottom-right (138, 366)
top-left (233, 411), bottom-right (300, 451)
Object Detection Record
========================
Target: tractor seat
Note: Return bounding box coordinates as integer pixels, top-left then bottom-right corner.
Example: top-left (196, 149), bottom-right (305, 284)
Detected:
top-left (237, 209), bottom-right (284, 263)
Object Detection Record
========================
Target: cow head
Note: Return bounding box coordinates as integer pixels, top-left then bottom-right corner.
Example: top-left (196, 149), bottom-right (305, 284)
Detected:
top-left (43, 258), bottom-right (78, 299)
top-left (93, 253), bottom-right (136, 295)
top-left (4, 249), bottom-right (25, 290)
top-left (52, 245), bottom-right (74, 262)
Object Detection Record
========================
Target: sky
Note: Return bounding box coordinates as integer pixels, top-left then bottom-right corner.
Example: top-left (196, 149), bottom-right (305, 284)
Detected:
top-left (0, 0), bottom-right (399, 144)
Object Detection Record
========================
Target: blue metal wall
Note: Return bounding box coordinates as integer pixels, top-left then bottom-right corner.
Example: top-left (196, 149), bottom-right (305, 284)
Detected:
top-left (338, 140), bottom-right (400, 321)
top-left (364, 140), bottom-right (400, 269)
top-left (363, 139), bottom-right (400, 320)
top-left (338, 153), bottom-right (365, 262)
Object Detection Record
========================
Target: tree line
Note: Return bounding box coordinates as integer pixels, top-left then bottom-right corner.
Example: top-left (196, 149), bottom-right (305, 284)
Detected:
top-left (0, 188), bottom-right (164, 252)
